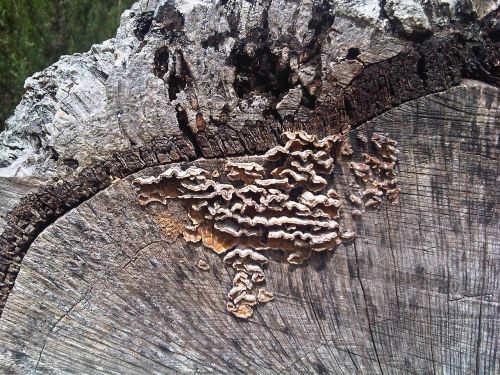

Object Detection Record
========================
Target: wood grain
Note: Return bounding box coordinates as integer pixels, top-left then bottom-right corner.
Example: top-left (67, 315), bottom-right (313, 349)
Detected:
top-left (0, 81), bottom-right (498, 374)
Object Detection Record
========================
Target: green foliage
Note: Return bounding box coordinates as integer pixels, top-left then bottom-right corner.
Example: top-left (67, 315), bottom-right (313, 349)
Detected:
top-left (0, 0), bottom-right (135, 131)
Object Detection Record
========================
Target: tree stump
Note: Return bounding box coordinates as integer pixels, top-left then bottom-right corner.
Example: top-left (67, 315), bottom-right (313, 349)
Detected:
top-left (0, 1), bottom-right (498, 374)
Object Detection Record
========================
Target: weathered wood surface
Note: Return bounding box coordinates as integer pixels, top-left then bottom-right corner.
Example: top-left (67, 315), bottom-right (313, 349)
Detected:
top-left (0, 0), bottom-right (499, 373)
top-left (0, 82), bottom-right (498, 374)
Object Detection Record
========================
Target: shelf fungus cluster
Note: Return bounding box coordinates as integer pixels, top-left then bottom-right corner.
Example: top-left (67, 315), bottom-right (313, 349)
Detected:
top-left (223, 248), bottom-right (274, 319)
top-left (348, 132), bottom-right (401, 211)
top-left (133, 131), bottom-right (399, 318)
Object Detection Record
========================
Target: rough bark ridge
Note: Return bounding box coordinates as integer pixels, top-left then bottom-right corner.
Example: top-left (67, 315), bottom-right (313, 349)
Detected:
top-left (0, 0), bottom-right (499, 374)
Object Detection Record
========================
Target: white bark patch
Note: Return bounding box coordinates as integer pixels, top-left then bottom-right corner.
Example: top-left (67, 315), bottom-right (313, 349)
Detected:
top-left (176, 0), bottom-right (212, 14)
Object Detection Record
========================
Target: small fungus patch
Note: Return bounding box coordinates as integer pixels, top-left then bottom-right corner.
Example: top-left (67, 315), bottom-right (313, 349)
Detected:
top-left (348, 132), bottom-right (400, 210)
top-left (197, 259), bottom-right (210, 271)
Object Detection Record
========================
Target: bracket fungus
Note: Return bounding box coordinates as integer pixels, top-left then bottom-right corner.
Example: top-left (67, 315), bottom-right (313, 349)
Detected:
top-left (348, 132), bottom-right (400, 210)
top-left (223, 248), bottom-right (272, 318)
top-left (134, 131), bottom-right (400, 318)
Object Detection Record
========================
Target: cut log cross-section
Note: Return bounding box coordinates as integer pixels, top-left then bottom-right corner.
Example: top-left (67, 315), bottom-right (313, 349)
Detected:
top-left (0, 0), bottom-right (499, 374)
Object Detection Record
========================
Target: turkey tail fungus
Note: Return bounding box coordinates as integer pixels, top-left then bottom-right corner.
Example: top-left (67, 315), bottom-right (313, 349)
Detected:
top-left (0, 0), bottom-right (498, 373)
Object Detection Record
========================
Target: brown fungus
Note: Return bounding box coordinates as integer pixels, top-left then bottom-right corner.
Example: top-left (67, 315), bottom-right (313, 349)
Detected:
top-left (222, 248), bottom-right (270, 318)
top-left (225, 162), bottom-right (264, 184)
top-left (134, 130), bottom-right (400, 319)
top-left (357, 132), bottom-right (368, 143)
top-left (226, 302), bottom-right (254, 319)
top-left (352, 209), bottom-right (363, 217)
top-left (349, 194), bottom-right (363, 206)
top-left (348, 132), bottom-right (401, 209)
top-left (257, 288), bottom-right (274, 303)
top-left (197, 259), bottom-right (211, 271)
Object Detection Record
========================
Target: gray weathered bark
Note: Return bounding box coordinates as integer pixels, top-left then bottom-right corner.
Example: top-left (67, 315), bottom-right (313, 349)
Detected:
top-left (0, 0), bottom-right (499, 374)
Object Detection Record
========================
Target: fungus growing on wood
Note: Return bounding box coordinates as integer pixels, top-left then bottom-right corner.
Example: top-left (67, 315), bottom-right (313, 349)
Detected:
top-left (223, 248), bottom-right (270, 318)
top-left (348, 132), bottom-right (400, 208)
top-left (197, 259), bottom-right (210, 271)
top-left (349, 193), bottom-right (363, 206)
top-left (225, 162), bottom-right (264, 184)
top-left (134, 130), bottom-right (400, 318)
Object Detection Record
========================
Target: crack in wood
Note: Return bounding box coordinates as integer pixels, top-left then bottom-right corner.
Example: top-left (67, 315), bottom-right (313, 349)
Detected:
top-left (34, 287), bottom-right (93, 372)
top-left (353, 240), bottom-right (385, 375)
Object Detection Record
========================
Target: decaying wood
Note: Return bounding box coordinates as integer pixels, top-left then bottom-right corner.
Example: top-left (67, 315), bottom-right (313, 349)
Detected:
top-left (0, 0), bottom-right (498, 373)
top-left (132, 130), bottom-right (399, 318)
